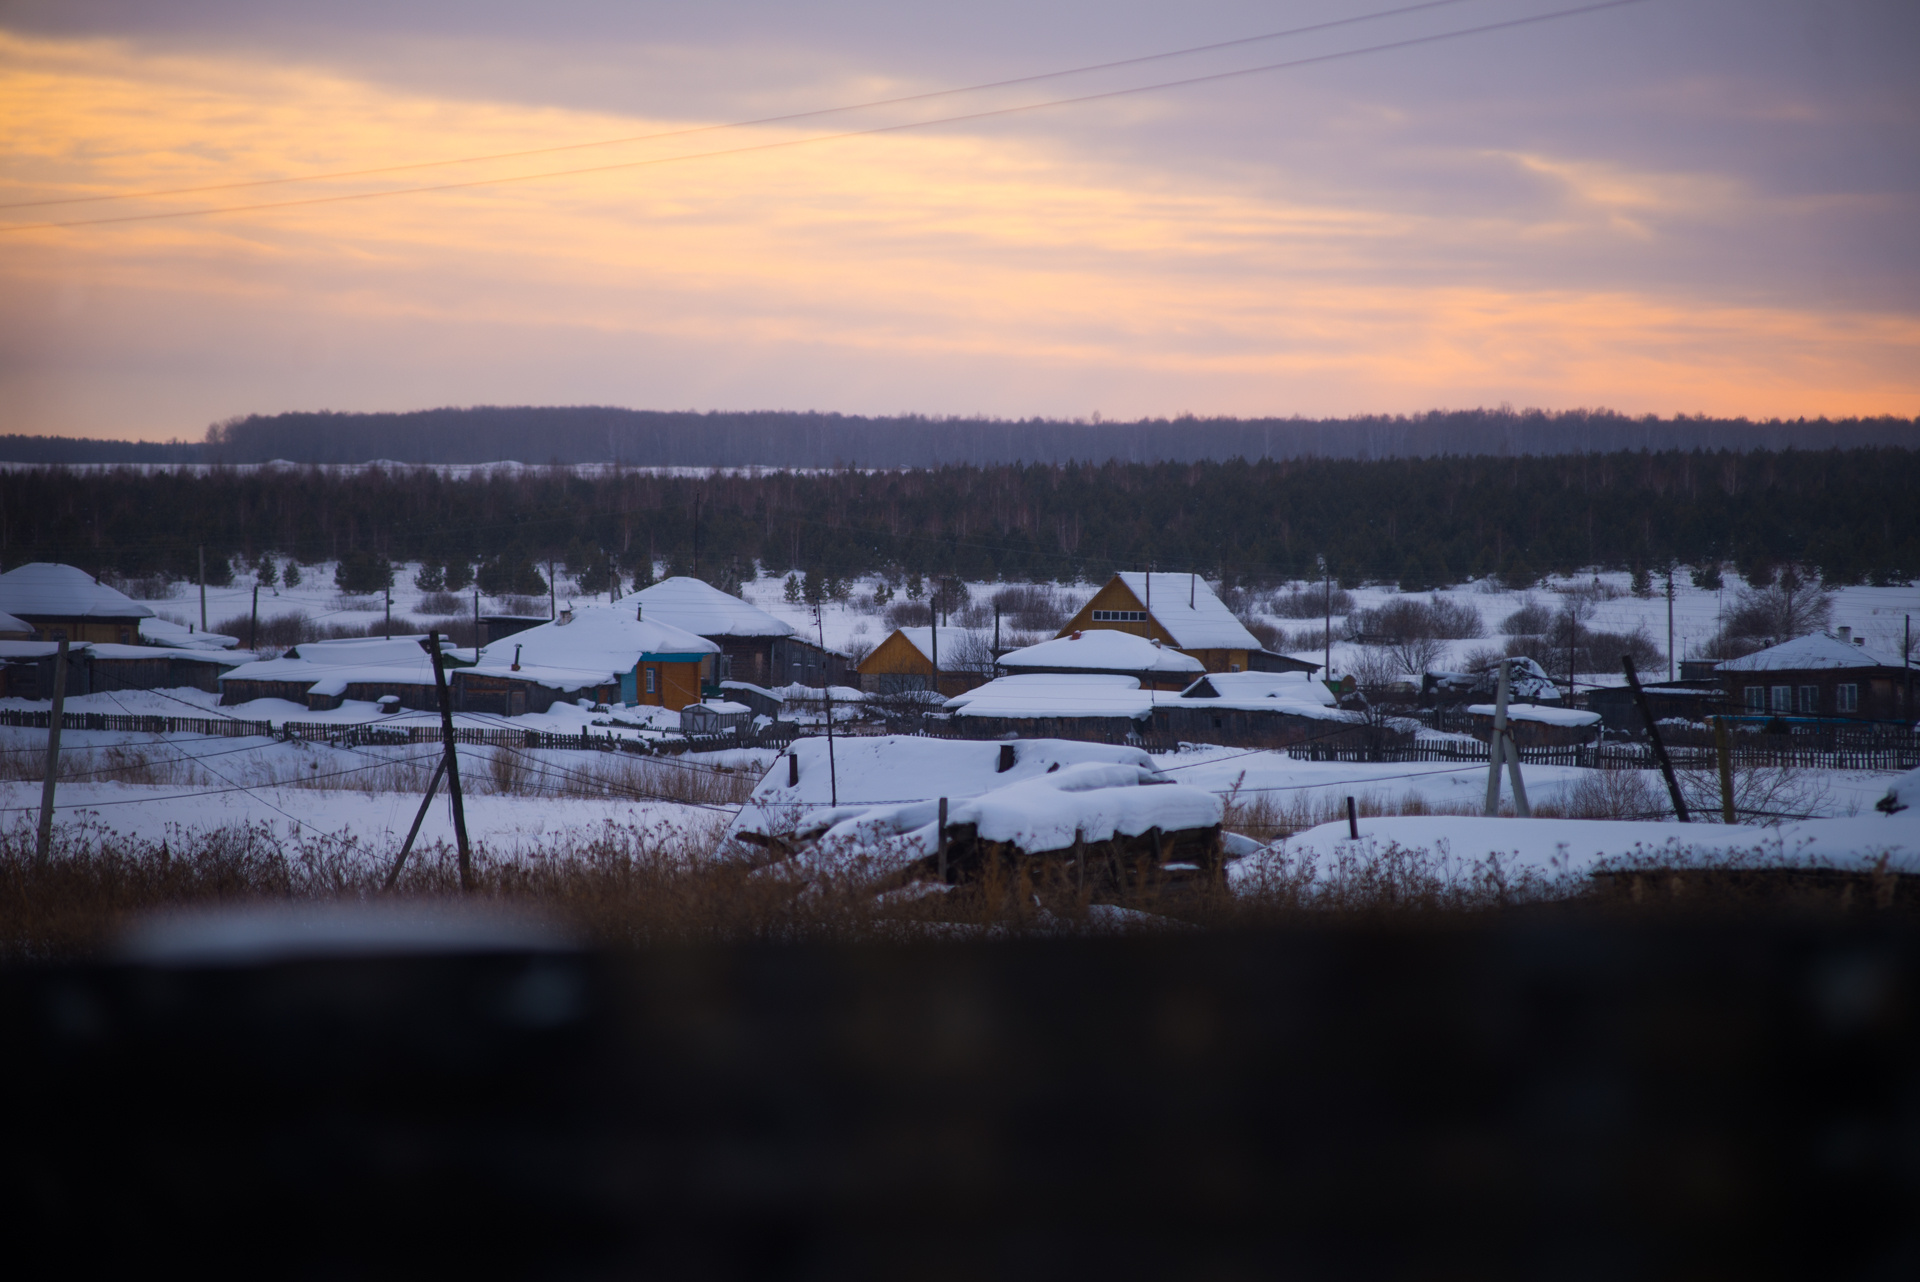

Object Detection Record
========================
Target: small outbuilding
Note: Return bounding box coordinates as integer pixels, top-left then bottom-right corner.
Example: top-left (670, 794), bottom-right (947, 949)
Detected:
top-left (680, 699), bottom-right (755, 737)
top-left (1465, 702), bottom-right (1602, 747)
top-left (859, 626), bottom-right (990, 698)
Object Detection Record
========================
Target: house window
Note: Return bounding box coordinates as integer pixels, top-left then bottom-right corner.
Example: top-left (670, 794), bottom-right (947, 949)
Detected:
top-left (1771, 685), bottom-right (1792, 712)
top-left (1798, 685), bottom-right (1819, 714)
top-left (1229, 664), bottom-right (1241, 673)
top-left (1091, 610), bottom-right (1147, 623)
top-left (1745, 686), bottom-right (1765, 712)
top-left (1837, 683), bottom-right (1858, 713)
top-left (645, 667), bottom-right (656, 695)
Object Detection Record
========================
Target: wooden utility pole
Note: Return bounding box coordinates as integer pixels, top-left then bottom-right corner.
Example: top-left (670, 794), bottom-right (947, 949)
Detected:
top-left (1665, 565), bottom-right (1676, 680)
top-left (427, 632), bottom-right (474, 890)
top-left (1482, 659), bottom-right (1530, 817)
top-left (1624, 655), bottom-right (1689, 822)
top-left (34, 639), bottom-right (68, 870)
top-left (937, 797), bottom-right (949, 882)
top-left (384, 756), bottom-right (448, 891)
top-left (1321, 557), bottom-right (1332, 678)
top-left (384, 582), bottom-right (392, 640)
top-left (816, 605), bottom-right (837, 807)
top-left (198, 546), bottom-right (207, 631)
top-left (249, 582), bottom-right (259, 651)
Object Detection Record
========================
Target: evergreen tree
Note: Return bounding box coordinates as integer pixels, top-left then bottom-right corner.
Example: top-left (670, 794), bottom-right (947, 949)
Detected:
top-left (256, 556), bottom-right (279, 589)
top-left (335, 550), bottom-right (393, 594)
top-left (1630, 563), bottom-right (1652, 597)
top-left (283, 560), bottom-right (302, 587)
top-left (413, 562), bottom-right (445, 592)
top-left (445, 559), bottom-right (474, 591)
top-left (784, 573), bottom-right (803, 603)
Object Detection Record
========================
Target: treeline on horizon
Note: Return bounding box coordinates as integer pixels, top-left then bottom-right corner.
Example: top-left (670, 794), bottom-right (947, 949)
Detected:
top-left (7, 447), bottom-right (1916, 592)
top-left (2, 406), bottom-right (1915, 467)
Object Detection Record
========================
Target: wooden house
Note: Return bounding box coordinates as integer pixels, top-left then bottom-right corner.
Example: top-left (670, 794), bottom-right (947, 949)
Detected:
top-left (88, 643), bottom-right (249, 695)
top-left (858, 626), bottom-right (991, 699)
top-left (220, 637), bottom-right (464, 710)
top-left (631, 576), bottom-right (853, 690)
top-left (0, 563), bottom-right (153, 645)
top-left (996, 628), bottom-right (1204, 691)
top-left (1151, 671), bottom-right (1375, 749)
top-left (0, 641), bottom-right (91, 700)
top-left (1716, 628), bottom-right (1915, 725)
top-left (456, 603), bottom-right (720, 715)
top-left (1056, 572), bottom-right (1314, 675)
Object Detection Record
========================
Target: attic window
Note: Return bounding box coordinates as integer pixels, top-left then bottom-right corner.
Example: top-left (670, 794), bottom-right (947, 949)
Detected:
top-left (1092, 610), bottom-right (1147, 622)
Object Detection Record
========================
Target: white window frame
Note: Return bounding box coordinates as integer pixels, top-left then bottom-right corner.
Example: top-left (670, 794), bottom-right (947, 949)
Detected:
top-left (1771, 685), bottom-right (1792, 712)
top-left (1745, 686), bottom-right (1765, 712)
top-left (1837, 683), bottom-right (1858, 713)
top-left (645, 667), bottom-right (656, 695)
top-left (1797, 685), bottom-right (1819, 714)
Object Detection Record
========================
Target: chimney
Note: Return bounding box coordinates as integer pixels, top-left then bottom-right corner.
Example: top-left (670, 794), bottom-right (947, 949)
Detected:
top-left (511, 644), bottom-right (522, 672)
top-left (636, 604), bottom-right (644, 622)
top-left (1837, 626), bottom-right (1851, 643)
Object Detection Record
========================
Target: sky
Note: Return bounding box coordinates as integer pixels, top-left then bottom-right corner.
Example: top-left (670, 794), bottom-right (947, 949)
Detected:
top-left (2, 0), bottom-right (1916, 440)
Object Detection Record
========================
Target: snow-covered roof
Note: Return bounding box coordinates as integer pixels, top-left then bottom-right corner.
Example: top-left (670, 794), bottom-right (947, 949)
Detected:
top-left (287, 637), bottom-right (443, 665)
top-left (1466, 702), bottom-right (1602, 728)
top-left (0, 640), bottom-right (73, 659)
top-left (0, 563), bottom-right (153, 620)
top-left (0, 610), bottom-right (28, 634)
top-left (630, 576), bottom-right (796, 638)
top-left (688, 700), bottom-right (753, 716)
top-left (478, 603), bottom-right (719, 678)
top-left (778, 761), bottom-right (1223, 876)
top-left (140, 616), bottom-right (240, 650)
top-left (1181, 670), bottom-right (1336, 707)
top-left (1000, 628), bottom-right (1204, 675)
top-left (1110, 572), bottom-right (1260, 651)
top-left (460, 662), bottom-right (620, 693)
top-left (223, 651), bottom-right (447, 691)
top-left (944, 673), bottom-right (1156, 721)
top-left (1716, 631), bottom-right (1902, 672)
top-left (87, 642), bottom-right (251, 664)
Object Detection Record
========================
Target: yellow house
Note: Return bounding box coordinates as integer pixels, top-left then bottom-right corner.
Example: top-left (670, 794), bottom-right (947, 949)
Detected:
top-left (0, 562), bottom-right (153, 645)
top-left (857, 626), bottom-right (988, 698)
top-left (1058, 572), bottom-right (1315, 676)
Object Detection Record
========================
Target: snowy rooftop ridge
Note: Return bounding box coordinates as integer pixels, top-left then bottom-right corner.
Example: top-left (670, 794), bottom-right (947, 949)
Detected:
top-left (890, 625), bottom-right (988, 664)
top-left (1465, 702), bottom-right (1602, 727)
top-left (630, 576), bottom-right (796, 638)
top-left (1112, 571), bottom-right (1260, 652)
top-left (1716, 630), bottom-right (1903, 672)
top-left (0, 609), bottom-right (28, 634)
top-left (1001, 628), bottom-right (1204, 675)
top-left (0, 563), bottom-right (154, 620)
top-left (479, 601), bottom-right (719, 677)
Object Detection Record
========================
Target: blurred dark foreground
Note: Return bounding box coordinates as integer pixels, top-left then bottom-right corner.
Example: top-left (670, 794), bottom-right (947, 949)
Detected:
top-left (4, 908), bottom-right (1916, 1280)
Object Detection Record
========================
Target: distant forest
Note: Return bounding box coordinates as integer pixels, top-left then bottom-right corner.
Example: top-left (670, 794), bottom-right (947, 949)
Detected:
top-left (2, 406), bottom-right (1915, 467)
top-left (6, 448), bottom-right (1915, 591)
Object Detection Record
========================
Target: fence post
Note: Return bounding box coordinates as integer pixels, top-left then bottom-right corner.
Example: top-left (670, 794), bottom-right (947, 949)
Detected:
top-left (937, 797), bottom-right (949, 883)
top-left (34, 639), bottom-right (69, 871)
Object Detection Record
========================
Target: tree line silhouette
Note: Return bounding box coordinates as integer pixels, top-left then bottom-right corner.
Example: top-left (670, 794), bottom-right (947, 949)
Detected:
top-left (5, 447), bottom-right (1915, 592)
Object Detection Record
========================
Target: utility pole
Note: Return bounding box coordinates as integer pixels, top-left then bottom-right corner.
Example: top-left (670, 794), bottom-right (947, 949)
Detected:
top-left (692, 494), bottom-right (700, 580)
top-left (816, 604), bottom-right (837, 807)
top-left (427, 632), bottom-right (474, 890)
top-left (384, 582), bottom-right (392, 640)
top-left (198, 546), bottom-right (207, 631)
top-left (34, 639), bottom-right (68, 870)
top-left (1665, 564), bottom-right (1676, 680)
top-left (1482, 658), bottom-right (1530, 817)
top-left (929, 580), bottom-right (939, 701)
top-left (1321, 556), bottom-right (1332, 679)
top-left (1624, 655), bottom-right (1689, 822)
top-left (1712, 716), bottom-right (1736, 824)
top-left (250, 582), bottom-right (259, 651)
top-left (473, 584), bottom-right (481, 653)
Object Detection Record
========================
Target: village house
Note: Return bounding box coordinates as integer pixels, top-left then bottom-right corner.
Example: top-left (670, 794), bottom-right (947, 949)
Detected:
top-left (220, 636), bottom-right (468, 711)
top-left (0, 562), bottom-right (153, 645)
top-left (1056, 572), bottom-right (1314, 675)
top-left (1151, 671), bottom-right (1374, 749)
top-left (1715, 627), bottom-right (1915, 725)
top-left (942, 674), bottom-right (1157, 742)
top-left (632, 576), bottom-right (851, 689)
top-left (452, 603), bottom-right (720, 715)
top-left (858, 626), bottom-right (992, 698)
top-left (0, 610), bottom-right (30, 641)
top-left (996, 628), bottom-right (1205, 690)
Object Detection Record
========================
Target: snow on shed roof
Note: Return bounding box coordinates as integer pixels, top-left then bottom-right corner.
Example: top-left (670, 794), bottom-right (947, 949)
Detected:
top-left (944, 673), bottom-right (1156, 721)
top-left (0, 563), bottom-right (153, 620)
top-left (479, 603), bottom-right (718, 677)
top-left (1466, 702), bottom-right (1601, 727)
top-left (1110, 572), bottom-right (1259, 651)
top-left (1716, 631), bottom-right (1902, 672)
top-left (0, 610), bottom-right (29, 634)
top-left (1001, 628), bottom-right (1204, 674)
top-left (287, 636), bottom-right (443, 665)
top-left (630, 576), bottom-right (796, 638)
top-left (1181, 670), bottom-right (1335, 707)
top-left (887, 625), bottom-right (989, 664)
top-left (459, 662), bottom-right (617, 693)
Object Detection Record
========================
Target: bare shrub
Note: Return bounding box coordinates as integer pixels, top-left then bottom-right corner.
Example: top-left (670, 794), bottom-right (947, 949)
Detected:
top-left (487, 746), bottom-right (526, 795)
top-left (1705, 568), bottom-right (1833, 659)
top-left (417, 590), bottom-right (462, 614)
top-left (1677, 758), bottom-right (1833, 825)
top-left (991, 583), bottom-right (1079, 633)
top-left (1501, 597), bottom-right (1554, 637)
top-left (1562, 769), bottom-right (1663, 819)
top-left (885, 600), bottom-right (932, 629)
top-left (1271, 586), bottom-right (1353, 619)
top-left (106, 573), bottom-right (180, 600)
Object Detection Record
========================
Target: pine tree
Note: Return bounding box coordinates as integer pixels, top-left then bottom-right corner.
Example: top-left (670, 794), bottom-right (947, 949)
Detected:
top-left (283, 560), bottom-right (302, 587)
top-left (906, 571), bottom-right (924, 601)
top-left (784, 573), bottom-right (803, 603)
top-left (413, 562), bottom-right (445, 592)
top-left (256, 556), bottom-right (279, 589)
top-left (1630, 563), bottom-right (1652, 597)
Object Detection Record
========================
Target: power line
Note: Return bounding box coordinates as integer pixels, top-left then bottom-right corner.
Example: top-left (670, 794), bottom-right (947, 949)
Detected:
top-left (4, 0), bottom-right (1649, 234)
top-left (0, 0), bottom-right (1488, 213)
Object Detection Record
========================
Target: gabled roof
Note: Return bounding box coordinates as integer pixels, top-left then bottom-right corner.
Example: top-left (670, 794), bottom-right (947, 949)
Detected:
top-left (140, 616), bottom-right (240, 650)
top-left (885, 626), bottom-right (988, 664)
top-left (1110, 572), bottom-right (1260, 651)
top-left (1180, 670), bottom-right (1335, 707)
top-left (1717, 631), bottom-right (1903, 672)
top-left (944, 673), bottom-right (1155, 721)
top-left (1000, 628), bottom-right (1204, 675)
top-left (0, 563), bottom-right (153, 620)
top-left (630, 576), bottom-right (796, 638)
top-left (479, 603), bottom-right (719, 678)
top-left (0, 610), bottom-right (29, 634)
